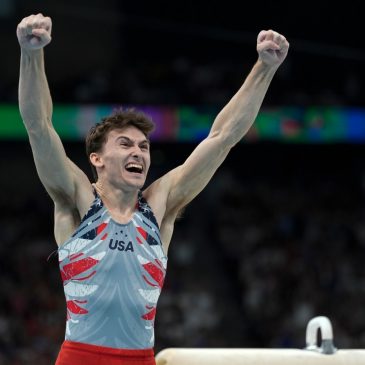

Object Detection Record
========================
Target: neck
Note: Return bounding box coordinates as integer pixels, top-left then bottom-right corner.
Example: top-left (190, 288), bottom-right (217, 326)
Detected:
top-left (94, 180), bottom-right (139, 221)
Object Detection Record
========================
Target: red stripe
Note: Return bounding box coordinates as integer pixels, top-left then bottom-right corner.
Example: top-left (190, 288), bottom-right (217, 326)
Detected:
top-left (142, 307), bottom-right (156, 321)
top-left (137, 227), bottom-right (147, 240)
top-left (155, 259), bottom-right (163, 269)
top-left (101, 233), bottom-right (108, 240)
top-left (75, 270), bottom-right (96, 281)
top-left (69, 253), bottom-right (83, 261)
top-left (62, 257), bottom-right (99, 281)
top-left (97, 222), bottom-right (107, 235)
top-left (67, 300), bottom-right (88, 314)
top-left (142, 274), bottom-right (158, 288)
top-left (142, 263), bottom-right (164, 288)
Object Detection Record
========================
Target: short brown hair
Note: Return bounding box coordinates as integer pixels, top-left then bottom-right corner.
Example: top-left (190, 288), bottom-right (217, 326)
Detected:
top-left (86, 107), bottom-right (155, 180)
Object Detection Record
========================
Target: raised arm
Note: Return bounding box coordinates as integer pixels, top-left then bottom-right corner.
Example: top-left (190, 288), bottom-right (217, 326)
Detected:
top-left (152, 30), bottom-right (289, 218)
top-left (208, 30), bottom-right (288, 146)
top-left (17, 14), bottom-right (93, 243)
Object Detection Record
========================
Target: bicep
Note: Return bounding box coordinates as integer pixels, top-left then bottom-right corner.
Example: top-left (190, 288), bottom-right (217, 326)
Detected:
top-left (165, 134), bottom-right (231, 213)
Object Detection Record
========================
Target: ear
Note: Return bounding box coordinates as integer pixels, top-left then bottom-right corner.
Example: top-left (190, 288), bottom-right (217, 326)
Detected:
top-left (89, 152), bottom-right (103, 169)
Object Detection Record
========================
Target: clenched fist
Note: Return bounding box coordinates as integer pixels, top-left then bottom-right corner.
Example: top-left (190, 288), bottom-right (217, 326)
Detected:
top-left (17, 13), bottom-right (52, 50)
top-left (257, 30), bottom-right (289, 67)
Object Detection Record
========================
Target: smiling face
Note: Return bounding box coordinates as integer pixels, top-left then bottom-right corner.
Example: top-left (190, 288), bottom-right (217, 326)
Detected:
top-left (90, 126), bottom-right (151, 191)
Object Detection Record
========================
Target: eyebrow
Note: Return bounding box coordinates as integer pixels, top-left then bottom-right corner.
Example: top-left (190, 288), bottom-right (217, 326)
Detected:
top-left (116, 136), bottom-right (150, 145)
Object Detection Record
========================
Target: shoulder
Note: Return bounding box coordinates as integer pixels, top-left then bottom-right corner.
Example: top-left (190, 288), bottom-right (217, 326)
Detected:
top-left (143, 166), bottom-right (182, 206)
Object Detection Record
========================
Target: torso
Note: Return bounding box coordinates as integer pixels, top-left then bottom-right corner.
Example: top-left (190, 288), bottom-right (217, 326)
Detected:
top-left (57, 192), bottom-right (167, 349)
top-left (55, 180), bottom-right (176, 254)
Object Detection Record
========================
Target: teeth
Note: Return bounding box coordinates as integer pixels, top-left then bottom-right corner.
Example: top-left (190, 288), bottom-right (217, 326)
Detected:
top-left (126, 163), bottom-right (143, 171)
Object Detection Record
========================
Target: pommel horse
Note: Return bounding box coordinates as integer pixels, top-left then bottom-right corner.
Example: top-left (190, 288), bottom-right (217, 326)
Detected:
top-left (155, 316), bottom-right (365, 364)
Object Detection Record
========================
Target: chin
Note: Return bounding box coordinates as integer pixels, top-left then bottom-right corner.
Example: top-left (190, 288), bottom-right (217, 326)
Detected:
top-left (127, 177), bottom-right (146, 190)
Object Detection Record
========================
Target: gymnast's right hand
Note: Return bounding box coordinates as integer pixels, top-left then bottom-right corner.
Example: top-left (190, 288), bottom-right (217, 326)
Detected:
top-left (16, 13), bottom-right (52, 50)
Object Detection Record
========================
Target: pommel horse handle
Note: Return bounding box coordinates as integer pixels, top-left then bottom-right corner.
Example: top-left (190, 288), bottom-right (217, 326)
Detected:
top-left (305, 316), bottom-right (337, 355)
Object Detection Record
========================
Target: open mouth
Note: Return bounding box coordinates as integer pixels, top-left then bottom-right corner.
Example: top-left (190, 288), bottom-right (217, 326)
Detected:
top-left (125, 162), bottom-right (143, 174)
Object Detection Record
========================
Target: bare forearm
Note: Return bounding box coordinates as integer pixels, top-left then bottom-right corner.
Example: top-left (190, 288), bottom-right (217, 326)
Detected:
top-left (18, 48), bottom-right (53, 131)
top-left (210, 60), bottom-right (278, 147)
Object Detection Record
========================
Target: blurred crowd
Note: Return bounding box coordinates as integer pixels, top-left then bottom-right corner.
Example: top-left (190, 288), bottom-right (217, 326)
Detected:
top-left (1, 54), bottom-right (363, 107)
top-left (1, 142), bottom-right (365, 364)
top-left (67, 58), bottom-right (363, 107)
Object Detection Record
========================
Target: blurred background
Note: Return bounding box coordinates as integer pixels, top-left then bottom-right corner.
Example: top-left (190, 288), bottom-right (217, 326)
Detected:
top-left (1, 0), bottom-right (365, 364)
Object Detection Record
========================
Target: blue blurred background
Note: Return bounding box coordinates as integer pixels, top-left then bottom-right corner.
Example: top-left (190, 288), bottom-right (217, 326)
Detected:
top-left (1, 1), bottom-right (365, 364)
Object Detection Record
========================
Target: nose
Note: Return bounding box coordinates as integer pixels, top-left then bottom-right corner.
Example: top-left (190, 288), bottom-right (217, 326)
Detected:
top-left (130, 146), bottom-right (142, 159)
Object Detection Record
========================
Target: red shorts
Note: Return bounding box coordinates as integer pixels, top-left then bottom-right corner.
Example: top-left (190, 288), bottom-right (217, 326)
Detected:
top-left (55, 340), bottom-right (156, 365)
